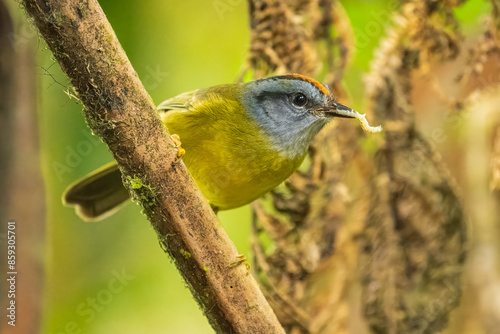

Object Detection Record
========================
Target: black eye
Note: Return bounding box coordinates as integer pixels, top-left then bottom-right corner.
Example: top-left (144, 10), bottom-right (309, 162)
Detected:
top-left (291, 93), bottom-right (307, 107)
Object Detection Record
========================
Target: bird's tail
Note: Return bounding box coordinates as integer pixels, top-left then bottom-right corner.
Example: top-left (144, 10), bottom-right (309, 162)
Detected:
top-left (63, 161), bottom-right (129, 222)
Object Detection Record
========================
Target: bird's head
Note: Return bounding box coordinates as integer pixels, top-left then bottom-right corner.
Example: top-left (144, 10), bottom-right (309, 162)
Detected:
top-left (240, 74), bottom-right (355, 157)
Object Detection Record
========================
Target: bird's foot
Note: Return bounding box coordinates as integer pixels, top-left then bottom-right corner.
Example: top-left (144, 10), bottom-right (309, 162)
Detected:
top-left (230, 254), bottom-right (250, 271)
top-left (170, 134), bottom-right (185, 158)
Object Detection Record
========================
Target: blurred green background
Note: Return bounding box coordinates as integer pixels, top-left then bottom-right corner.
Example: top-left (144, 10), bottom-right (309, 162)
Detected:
top-left (4, 0), bottom-right (490, 333)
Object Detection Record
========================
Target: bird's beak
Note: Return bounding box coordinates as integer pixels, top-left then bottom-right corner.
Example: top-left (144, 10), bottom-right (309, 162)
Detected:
top-left (321, 102), bottom-right (357, 118)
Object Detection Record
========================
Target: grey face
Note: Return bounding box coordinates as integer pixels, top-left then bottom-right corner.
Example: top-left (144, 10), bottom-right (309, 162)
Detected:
top-left (240, 76), bottom-right (332, 157)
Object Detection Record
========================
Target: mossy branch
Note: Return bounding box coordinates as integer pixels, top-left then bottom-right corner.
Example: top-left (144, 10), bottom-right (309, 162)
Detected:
top-left (21, 0), bottom-right (284, 332)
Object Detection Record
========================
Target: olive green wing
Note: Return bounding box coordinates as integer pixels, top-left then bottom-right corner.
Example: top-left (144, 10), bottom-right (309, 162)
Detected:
top-left (156, 84), bottom-right (240, 113)
top-left (156, 89), bottom-right (199, 112)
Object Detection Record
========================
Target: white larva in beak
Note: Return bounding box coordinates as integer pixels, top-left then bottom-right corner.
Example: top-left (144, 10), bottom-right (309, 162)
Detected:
top-left (325, 103), bottom-right (383, 134)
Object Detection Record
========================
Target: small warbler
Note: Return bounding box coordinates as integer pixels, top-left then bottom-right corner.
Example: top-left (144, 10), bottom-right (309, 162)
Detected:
top-left (64, 74), bottom-right (381, 221)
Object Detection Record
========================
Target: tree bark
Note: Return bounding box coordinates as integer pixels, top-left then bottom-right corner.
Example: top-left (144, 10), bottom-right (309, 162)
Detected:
top-left (21, 0), bottom-right (284, 333)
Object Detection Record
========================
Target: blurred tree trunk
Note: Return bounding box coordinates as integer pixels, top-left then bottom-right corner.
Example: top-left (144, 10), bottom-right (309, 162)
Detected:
top-left (0, 2), bottom-right (45, 333)
top-left (464, 96), bottom-right (500, 334)
top-left (0, 1), bottom-right (15, 328)
top-left (0, 1), bottom-right (14, 223)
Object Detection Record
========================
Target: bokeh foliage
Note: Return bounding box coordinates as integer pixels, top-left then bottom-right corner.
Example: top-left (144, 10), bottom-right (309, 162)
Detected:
top-left (4, 0), bottom-right (496, 333)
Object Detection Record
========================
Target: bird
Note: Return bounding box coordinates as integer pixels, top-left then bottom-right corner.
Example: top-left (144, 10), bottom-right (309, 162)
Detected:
top-left (63, 74), bottom-right (381, 221)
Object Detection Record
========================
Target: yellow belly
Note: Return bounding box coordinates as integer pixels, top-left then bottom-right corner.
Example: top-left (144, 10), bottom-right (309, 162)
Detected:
top-left (184, 143), bottom-right (304, 209)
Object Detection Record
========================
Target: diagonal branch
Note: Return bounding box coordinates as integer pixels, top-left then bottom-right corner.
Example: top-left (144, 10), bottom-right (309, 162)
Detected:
top-left (21, 0), bottom-right (284, 332)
